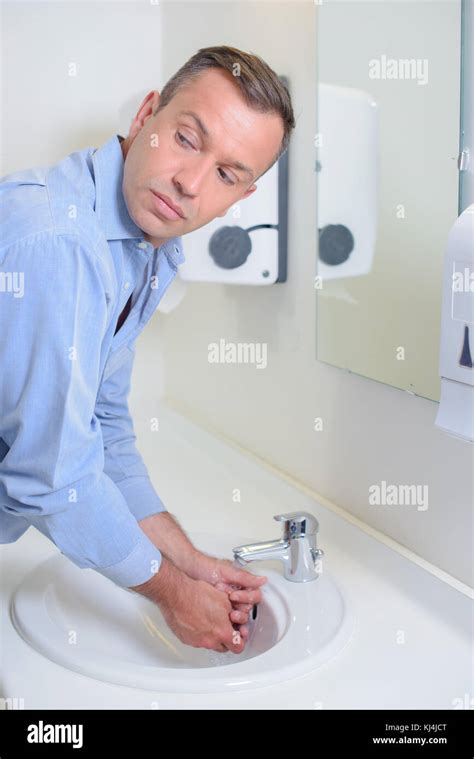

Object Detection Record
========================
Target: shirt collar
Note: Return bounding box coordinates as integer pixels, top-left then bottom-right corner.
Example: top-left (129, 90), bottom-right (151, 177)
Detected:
top-left (91, 134), bottom-right (185, 268)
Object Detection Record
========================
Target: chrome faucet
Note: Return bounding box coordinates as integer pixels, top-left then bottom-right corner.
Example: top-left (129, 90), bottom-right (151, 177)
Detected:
top-left (232, 511), bottom-right (324, 582)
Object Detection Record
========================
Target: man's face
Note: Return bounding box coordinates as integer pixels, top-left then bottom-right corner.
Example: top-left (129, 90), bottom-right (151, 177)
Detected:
top-left (121, 68), bottom-right (284, 248)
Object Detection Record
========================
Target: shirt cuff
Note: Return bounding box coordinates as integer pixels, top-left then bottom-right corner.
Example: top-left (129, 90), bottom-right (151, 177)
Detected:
top-left (114, 475), bottom-right (168, 522)
top-left (96, 527), bottom-right (163, 588)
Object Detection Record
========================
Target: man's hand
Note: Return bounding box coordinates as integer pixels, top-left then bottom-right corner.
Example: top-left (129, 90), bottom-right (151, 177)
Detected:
top-left (186, 552), bottom-right (268, 631)
top-left (129, 557), bottom-right (246, 654)
top-left (138, 512), bottom-right (267, 635)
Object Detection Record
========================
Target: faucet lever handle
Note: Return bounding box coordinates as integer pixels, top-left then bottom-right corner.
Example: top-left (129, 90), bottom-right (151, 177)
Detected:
top-left (273, 511), bottom-right (319, 538)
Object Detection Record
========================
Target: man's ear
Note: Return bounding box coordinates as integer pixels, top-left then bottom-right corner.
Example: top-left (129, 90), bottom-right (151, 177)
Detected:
top-left (215, 184), bottom-right (257, 217)
top-left (241, 183), bottom-right (257, 201)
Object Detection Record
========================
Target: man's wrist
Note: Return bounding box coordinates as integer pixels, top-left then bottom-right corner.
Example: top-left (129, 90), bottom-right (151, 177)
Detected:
top-left (183, 548), bottom-right (212, 582)
top-left (128, 555), bottom-right (178, 606)
top-left (138, 512), bottom-right (200, 577)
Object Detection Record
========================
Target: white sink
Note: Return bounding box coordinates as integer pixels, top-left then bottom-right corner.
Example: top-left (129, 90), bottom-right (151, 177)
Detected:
top-left (10, 532), bottom-right (355, 693)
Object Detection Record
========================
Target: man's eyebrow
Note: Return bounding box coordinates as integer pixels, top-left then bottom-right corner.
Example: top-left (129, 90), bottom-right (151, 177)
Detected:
top-left (178, 109), bottom-right (255, 180)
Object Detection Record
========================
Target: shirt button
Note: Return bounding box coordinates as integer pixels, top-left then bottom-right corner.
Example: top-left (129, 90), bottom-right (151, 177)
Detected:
top-left (138, 241), bottom-right (148, 249)
top-left (124, 281), bottom-right (130, 290)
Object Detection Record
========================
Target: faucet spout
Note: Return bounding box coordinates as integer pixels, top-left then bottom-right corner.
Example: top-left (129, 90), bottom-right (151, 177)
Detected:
top-left (233, 539), bottom-right (289, 566)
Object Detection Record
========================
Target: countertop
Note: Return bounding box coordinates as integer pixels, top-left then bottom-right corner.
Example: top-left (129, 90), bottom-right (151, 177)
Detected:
top-left (0, 403), bottom-right (472, 709)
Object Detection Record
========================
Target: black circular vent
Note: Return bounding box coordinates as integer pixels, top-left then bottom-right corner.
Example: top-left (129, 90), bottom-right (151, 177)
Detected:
top-left (319, 224), bottom-right (355, 266)
top-left (209, 226), bottom-right (252, 270)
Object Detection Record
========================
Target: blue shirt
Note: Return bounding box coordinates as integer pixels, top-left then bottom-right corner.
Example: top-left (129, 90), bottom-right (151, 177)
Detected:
top-left (0, 134), bottom-right (185, 588)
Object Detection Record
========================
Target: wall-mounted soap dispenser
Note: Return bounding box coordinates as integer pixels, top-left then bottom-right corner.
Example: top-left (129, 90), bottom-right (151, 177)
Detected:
top-left (316, 83), bottom-right (378, 281)
top-left (178, 77), bottom-right (290, 286)
top-left (435, 204), bottom-right (474, 442)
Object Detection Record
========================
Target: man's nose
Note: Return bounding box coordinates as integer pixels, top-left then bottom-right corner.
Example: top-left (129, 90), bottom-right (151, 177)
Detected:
top-left (175, 156), bottom-right (213, 196)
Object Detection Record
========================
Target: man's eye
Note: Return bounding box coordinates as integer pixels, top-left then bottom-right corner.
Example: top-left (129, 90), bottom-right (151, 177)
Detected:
top-left (176, 131), bottom-right (194, 148)
top-left (218, 168), bottom-right (235, 186)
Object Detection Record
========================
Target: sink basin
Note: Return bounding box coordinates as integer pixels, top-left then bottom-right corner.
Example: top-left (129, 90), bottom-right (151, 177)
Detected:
top-left (10, 531), bottom-right (355, 693)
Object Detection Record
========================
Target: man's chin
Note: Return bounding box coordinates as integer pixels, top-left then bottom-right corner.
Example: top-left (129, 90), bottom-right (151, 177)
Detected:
top-left (129, 208), bottom-right (178, 247)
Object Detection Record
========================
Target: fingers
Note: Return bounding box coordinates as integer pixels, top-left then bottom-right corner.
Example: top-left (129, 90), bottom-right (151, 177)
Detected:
top-left (232, 602), bottom-right (253, 613)
top-left (227, 627), bottom-right (245, 654)
top-left (214, 573), bottom-right (268, 598)
top-left (204, 631), bottom-right (242, 654)
top-left (211, 619), bottom-right (250, 654)
top-left (215, 580), bottom-right (253, 594)
top-left (214, 581), bottom-right (237, 593)
top-left (230, 608), bottom-right (249, 625)
top-left (231, 570), bottom-right (268, 589)
top-left (215, 581), bottom-right (266, 605)
top-left (228, 587), bottom-right (264, 605)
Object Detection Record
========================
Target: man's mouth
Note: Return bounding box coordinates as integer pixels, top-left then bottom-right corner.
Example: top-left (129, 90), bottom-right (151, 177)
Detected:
top-left (150, 191), bottom-right (185, 220)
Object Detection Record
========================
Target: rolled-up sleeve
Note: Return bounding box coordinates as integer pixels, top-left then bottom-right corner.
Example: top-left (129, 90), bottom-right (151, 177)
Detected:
top-left (0, 231), bottom-right (163, 588)
top-left (95, 338), bottom-right (168, 522)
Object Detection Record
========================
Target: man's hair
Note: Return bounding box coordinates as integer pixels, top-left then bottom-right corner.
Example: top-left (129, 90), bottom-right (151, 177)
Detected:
top-left (154, 45), bottom-right (295, 181)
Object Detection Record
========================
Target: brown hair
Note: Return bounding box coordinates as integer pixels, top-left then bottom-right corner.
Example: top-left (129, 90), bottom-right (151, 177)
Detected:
top-left (154, 45), bottom-right (295, 180)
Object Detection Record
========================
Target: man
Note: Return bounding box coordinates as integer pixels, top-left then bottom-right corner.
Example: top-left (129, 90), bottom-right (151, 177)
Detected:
top-left (0, 46), bottom-right (295, 653)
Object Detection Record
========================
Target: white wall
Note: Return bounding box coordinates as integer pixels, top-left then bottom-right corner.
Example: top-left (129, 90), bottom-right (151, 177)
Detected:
top-left (1, 1), bottom-right (165, 171)
top-left (138, 0), bottom-right (472, 587)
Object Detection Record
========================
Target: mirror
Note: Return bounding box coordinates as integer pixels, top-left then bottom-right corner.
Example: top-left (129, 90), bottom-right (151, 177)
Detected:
top-left (315, 0), bottom-right (463, 402)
